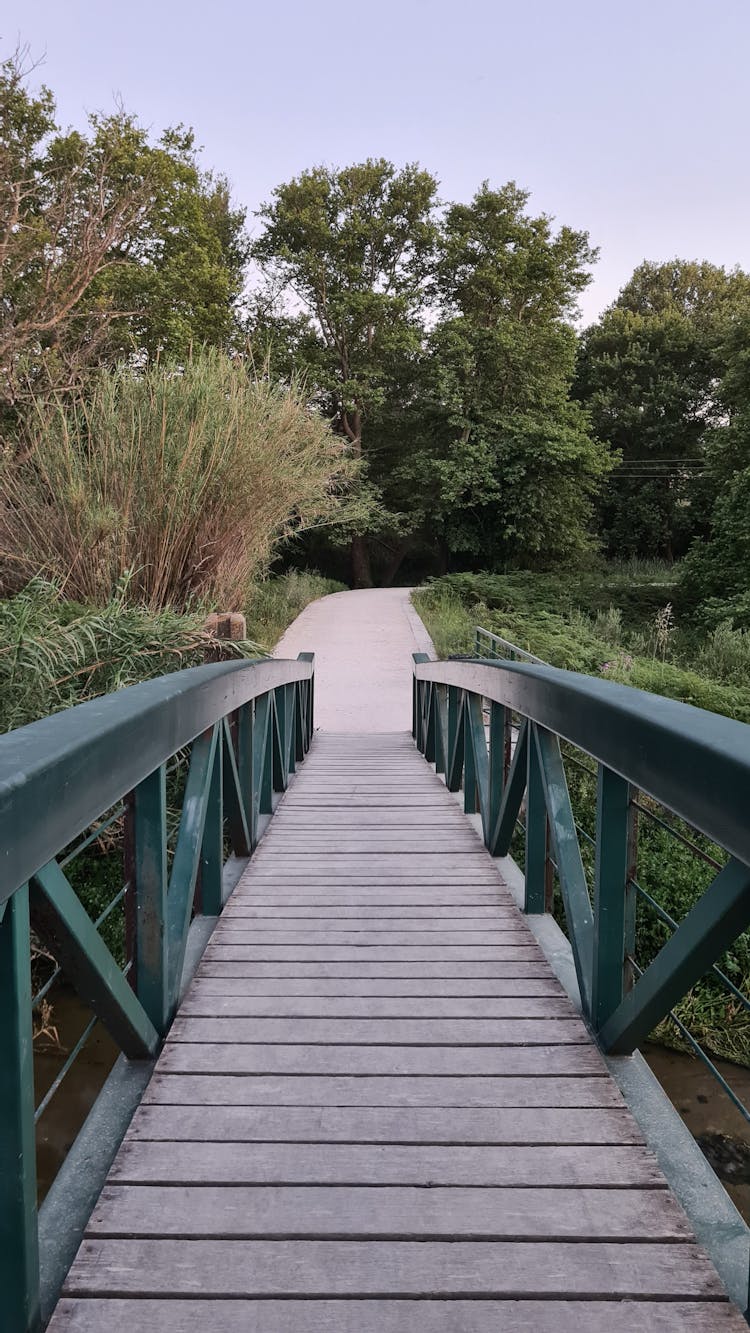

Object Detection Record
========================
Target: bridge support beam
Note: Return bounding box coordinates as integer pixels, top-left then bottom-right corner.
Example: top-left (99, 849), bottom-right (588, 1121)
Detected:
top-left (0, 885), bottom-right (41, 1333)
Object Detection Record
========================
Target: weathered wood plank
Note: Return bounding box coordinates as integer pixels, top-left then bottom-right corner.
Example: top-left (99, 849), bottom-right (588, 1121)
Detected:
top-left (46, 730), bottom-right (744, 1329)
top-left (187, 977), bottom-right (565, 997)
top-left (62, 1238), bottom-right (724, 1298)
top-left (195, 962), bottom-right (557, 978)
top-left (221, 906), bottom-right (516, 918)
top-left (157, 1043), bottom-right (607, 1075)
top-left (178, 995), bottom-right (575, 1019)
top-left (141, 1074), bottom-right (622, 1108)
top-left (110, 1140), bottom-right (661, 1186)
top-left (88, 1183), bottom-right (687, 1239)
top-left (125, 1103), bottom-right (641, 1144)
top-left (212, 929), bottom-right (533, 944)
top-left (166, 1016), bottom-right (590, 1045)
top-left (47, 1298), bottom-right (748, 1332)
top-left (201, 947), bottom-right (548, 961)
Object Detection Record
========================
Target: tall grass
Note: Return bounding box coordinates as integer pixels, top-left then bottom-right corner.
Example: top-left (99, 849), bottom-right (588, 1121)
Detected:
top-left (0, 350), bottom-right (351, 610)
top-left (0, 577), bottom-right (259, 732)
top-left (246, 570), bottom-right (346, 649)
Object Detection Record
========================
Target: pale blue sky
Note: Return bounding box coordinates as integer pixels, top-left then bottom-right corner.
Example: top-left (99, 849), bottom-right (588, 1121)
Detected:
top-left (5, 0), bottom-right (749, 322)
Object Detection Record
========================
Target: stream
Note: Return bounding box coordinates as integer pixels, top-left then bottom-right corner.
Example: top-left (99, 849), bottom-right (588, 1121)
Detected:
top-left (645, 1043), bottom-right (750, 1219)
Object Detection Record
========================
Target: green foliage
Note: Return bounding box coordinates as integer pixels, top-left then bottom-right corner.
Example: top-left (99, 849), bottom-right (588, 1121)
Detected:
top-left (421, 183), bottom-right (608, 567)
top-left (0, 576), bottom-right (260, 733)
top-left (413, 569), bottom-right (750, 721)
top-left (576, 259), bottom-right (750, 560)
top-left (0, 350), bottom-right (352, 610)
top-left (0, 51), bottom-right (248, 418)
top-left (252, 169), bottom-right (608, 581)
top-left (251, 158), bottom-right (439, 585)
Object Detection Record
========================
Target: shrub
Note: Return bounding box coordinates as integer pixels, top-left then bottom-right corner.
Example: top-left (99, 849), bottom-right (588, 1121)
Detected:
top-left (0, 350), bottom-right (350, 611)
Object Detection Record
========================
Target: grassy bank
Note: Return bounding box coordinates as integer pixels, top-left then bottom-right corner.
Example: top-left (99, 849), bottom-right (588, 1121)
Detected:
top-left (413, 568), bottom-right (750, 1064)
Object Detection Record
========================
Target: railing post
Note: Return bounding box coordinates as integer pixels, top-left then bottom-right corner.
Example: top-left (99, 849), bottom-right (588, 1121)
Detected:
top-left (125, 764), bottom-right (169, 1034)
top-left (446, 686), bottom-right (461, 791)
top-left (0, 885), bottom-right (41, 1333)
top-left (524, 723), bottom-right (547, 913)
top-left (236, 702), bottom-right (255, 846)
top-left (256, 694), bottom-right (274, 816)
top-left (592, 765), bottom-right (633, 1031)
top-left (488, 702), bottom-right (505, 840)
top-left (463, 698), bottom-right (478, 815)
top-left (200, 739), bottom-right (224, 916)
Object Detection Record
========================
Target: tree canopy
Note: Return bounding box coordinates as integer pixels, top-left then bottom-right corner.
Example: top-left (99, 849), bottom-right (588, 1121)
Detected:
top-left (252, 171), bottom-right (607, 582)
top-left (576, 260), bottom-right (750, 559)
top-left (0, 52), bottom-right (247, 416)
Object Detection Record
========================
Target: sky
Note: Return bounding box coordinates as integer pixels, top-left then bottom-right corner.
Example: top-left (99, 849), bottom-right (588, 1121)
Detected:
top-left (4, 0), bottom-right (749, 323)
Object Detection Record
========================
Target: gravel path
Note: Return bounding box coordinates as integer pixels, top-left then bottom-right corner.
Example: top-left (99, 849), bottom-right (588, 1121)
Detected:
top-left (274, 588), bottom-right (434, 732)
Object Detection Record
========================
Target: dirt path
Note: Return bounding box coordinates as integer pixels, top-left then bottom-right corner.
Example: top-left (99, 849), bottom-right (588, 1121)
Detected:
top-left (274, 588), bottom-right (434, 732)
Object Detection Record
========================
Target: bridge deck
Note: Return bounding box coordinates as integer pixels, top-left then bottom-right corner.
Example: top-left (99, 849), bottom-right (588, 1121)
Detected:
top-left (50, 733), bottom-right (744, 1330)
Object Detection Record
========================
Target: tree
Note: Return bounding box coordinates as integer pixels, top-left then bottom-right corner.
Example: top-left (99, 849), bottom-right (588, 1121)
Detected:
top-left (421, 183), bottom-right (608, 568)
top-left (576, 260), bottom-right (750, 559)
top-left (680, 306), bottom-right (750, 620)
top-left (0, 51), bottom-right (248, 417)
top-left (251, 159), bottom-right (439, 586)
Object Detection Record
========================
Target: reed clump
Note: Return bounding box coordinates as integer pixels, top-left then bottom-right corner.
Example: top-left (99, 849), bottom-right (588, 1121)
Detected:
top-left (0, 349), bottom-right (351, 610)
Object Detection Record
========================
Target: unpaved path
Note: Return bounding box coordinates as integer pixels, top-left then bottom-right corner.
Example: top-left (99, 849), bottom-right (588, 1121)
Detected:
top-left (274, 588), bottom-right (433, 732)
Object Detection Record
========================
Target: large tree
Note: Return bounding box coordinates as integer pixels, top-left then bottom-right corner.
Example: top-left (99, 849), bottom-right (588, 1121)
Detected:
top-left (576, 260), bottom-right (750, 559)
top-left (0, 51), bottom-right (247, 417)
top-left (251, 159), bottom-right (439, 586)
top-left (680, 305), bottom-right (750, 619)
top-left (420, 183), bottom-right (608, 568)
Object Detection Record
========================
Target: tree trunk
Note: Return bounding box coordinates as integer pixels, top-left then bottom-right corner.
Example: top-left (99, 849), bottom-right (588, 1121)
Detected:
top-left (381, 538), bottom-right (411, 587)
top-left (350, 534), bottom-right (373, 588)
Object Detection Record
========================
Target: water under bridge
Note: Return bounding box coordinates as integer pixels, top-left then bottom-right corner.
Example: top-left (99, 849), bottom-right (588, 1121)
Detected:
top-left (2, 589), bottom-right (750, 1331)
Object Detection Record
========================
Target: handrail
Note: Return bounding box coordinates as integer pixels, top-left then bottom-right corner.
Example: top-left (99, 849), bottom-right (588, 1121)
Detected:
top-left (0, 653), bottom-right (314, 1333)
top-left (0, 656), bottom-right (313, 908)
top-left (474, 625), bottom-right (545, 664)
top-left (415, 657), bottom-right (750, 868)
top-left (412, 654), bottom-right (750, 1051)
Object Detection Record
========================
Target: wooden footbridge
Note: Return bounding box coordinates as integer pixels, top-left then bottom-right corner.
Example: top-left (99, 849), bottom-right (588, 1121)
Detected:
top-left (2, 637), bottom-right (750, 1330)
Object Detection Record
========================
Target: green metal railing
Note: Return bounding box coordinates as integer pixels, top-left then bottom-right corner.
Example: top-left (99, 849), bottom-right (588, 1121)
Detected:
top-left (0, 653), bottom-right (314, 1333)
top-left (474, 625), bottom-right (545, 664)
top-left (412, 653), bottom-right (750, 1059)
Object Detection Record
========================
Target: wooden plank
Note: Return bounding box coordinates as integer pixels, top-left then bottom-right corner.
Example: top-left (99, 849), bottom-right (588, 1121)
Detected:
top-left (142, 1074), bottom-right (622, 1108)
top-left (87, 1183), bottom-right (688, 1239)
top-left (157, 1043), bottom-right (606, 1075)
top-left (47, 1298), bottom-right (749, 1333)
top-left (193, 965), bottom-right (556, 986)
top-left (201, 947), bottom-right (549, 961)
top-left (125, 1104), bottom-right (641, 1144)
top-left (166, 1017), bottom-right (591, 1045)
top-left (212, 930), bottom-right (533, 944)
top-left (222, 906), bottom-right (517, 918)
top-left (62, 1238), bottom-right (725, 1298)
top-left (187, 977), bottom-right (564, 996)
top-left (109, 1141), bottom-right (662, 1187)
top-left (178, 996), bottom-right (575, 1019)
top-left (46, 730), bottom-right (745, 1330)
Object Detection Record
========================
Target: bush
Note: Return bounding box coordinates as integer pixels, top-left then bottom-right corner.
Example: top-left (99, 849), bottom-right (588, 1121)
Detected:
top-left (0, 350), bottom-right (350, 611)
